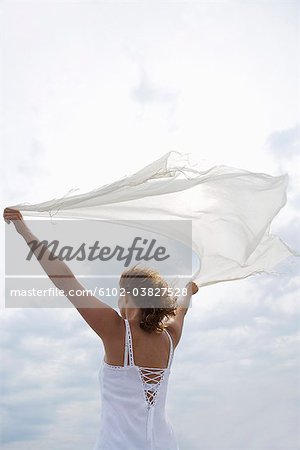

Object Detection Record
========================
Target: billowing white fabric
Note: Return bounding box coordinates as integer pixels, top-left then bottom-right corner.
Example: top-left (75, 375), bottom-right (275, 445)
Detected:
top-left (93, 318), bottom-right (178, 450)
top-left (9, 151), bottom-right (298, 287)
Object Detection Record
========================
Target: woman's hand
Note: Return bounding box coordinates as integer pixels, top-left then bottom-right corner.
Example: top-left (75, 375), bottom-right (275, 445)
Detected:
top-left (3, 207), bottom-right (23, 224)
top-left (186, 281), bottom-right (199, 296)
top-left (3, 208), bottom-right (28, 235)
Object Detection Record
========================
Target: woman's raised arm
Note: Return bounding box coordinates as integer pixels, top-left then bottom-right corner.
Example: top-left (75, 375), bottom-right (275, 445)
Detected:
top-left (3, 208), bottom-right (122, 340)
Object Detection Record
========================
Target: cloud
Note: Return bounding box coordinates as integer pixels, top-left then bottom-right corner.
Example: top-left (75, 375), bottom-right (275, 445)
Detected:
top-left (1, 267), bottom-right (299, 449)
top-left (0, 309), bottom-right (103, 449)
top-left (265, 124), bottom-right (300, 159)
top-left (264, 124), bottom-right (300, 205)
top-left (130, 65), bottom-right (179, 106)
top-left (0, 137), bottom-right (49, 206)
top-left (168, 271), bottom-right (300, 449)
top-left (129, 58), bottom-right (180, 128)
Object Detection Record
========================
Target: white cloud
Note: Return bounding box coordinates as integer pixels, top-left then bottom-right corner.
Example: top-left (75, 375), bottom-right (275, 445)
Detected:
top-left (266, 124), bottom-right (300, 158)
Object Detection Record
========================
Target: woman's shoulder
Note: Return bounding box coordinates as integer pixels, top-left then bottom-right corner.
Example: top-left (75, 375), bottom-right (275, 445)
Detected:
top-left (162, 326), bottom-right (177, 350)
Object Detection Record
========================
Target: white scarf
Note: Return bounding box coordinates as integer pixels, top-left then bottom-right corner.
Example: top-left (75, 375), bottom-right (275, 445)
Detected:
top-left (10, 151), bottom-right (297, 287)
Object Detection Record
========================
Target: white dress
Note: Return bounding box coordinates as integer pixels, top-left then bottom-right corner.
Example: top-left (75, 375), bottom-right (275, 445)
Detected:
top-left (93, 318), bottom-right (179, 450)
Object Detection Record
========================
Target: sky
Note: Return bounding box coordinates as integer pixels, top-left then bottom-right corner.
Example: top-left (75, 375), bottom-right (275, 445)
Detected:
top-left (1, 1), bottom-right (300, 449)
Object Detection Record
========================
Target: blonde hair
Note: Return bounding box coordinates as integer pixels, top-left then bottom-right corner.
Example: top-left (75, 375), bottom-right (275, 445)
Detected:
top-left (119, 266), bottom-right (177, 333)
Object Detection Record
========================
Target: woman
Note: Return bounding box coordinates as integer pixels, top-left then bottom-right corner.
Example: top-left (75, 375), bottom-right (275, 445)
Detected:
top-left (3, 207), bottom-right (199, 450)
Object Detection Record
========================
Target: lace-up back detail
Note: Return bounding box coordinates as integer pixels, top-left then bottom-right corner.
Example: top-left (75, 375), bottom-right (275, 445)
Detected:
top-left (123, 318), bottom-right (174, 410)
top-left (138, 367), bottom-right (167, 408)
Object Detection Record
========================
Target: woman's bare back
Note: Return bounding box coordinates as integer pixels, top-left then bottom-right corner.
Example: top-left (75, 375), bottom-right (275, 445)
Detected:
top-left (103, 317), bottom-right (179, 368)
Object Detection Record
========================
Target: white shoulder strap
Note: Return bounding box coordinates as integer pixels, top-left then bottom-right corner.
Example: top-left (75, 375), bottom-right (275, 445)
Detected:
top-left (123, 319), bottom-right (129, 367)
top-left (164, 329), bottom-right (174, 369)
top-left (124, 319), bottom-right (135, 367)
